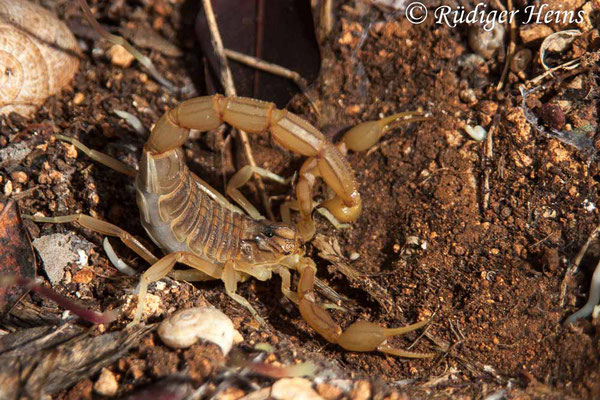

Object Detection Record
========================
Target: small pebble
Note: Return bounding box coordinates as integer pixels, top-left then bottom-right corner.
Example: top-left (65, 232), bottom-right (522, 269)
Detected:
top-left (405, 236), bottom-right (420, 246)
top-left (73, 92), bottom-right (85, 105)
top-left (350, 381), bottom-right (371, 400)
top-left (123, 293), bottom-right (162, 321)
top-left (94, 368), bottom-right (118, 397)
top-left (108, 44), bottom-right (135, 68)
top-left (76, 249), bottom-right (89, 266)
top-left (72, 267), bottom-right (94, 284)
top-left (316, 383), bottom-right (343, 400)
top-left (9, 171), bottom-right (27, 184)
top-left (3, 180), bottom-right (12, 196)
top-left (510, 48), bottom-right (532, 73)
top-left (271, 378), bottom-right (323, 400)
top-left (539, 103), bottom-right (566, 130)
top-left (519, 24), bottom-right (553, 45)
top-left (468, 24), bottom-right (505, 59)
top-left (464, 125), bottom-right (487, 142)
top-left (158, 307), bottom-right (237, 355)
top-left (63, 143), bottom-right (78, 159)
top-left (459, 88), bottom-right (477, 105)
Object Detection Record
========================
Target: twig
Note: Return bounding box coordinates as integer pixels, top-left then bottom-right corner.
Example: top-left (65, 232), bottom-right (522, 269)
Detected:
top-left (320, 0), bottom-right (334, 38)
top-left (527, 58), bottom-right (581, 86)
top-left (559, 224), bottom-right (600, 307)
top-left (224, 49), bottom-right (309, 91)
top-left (201, 0), bottom-right (274, 220)
top-left (565, 257), bottom-right (600, 325)
top-left (201, 0), bottom-right (235, 94)
top-left (224, 49), bottom-right (322, 119)
top-left (481, 116), bottom-right (498, 212)
top-left (406, 319), bottom-right (433, 351)
top-left (10, 186), bottom-right (38, 201)
top-left (0, 275), bottom-right (118, 324)
top-left (449, 319), bottom-right (466, 342)
top-left (76, 0), bottom-right (179, 94)
top-left (496, 0), bottom-right (516, 91)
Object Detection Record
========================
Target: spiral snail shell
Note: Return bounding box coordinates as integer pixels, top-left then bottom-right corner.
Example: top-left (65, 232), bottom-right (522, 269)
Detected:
top-left (158, 307), bottom-right (237, 354)
top-left (0, 0), bottom-right (79, 117)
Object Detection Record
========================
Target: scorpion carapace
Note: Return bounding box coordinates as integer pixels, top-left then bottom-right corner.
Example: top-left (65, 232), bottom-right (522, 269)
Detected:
top-left (25, 94), bottom-right (433, 358)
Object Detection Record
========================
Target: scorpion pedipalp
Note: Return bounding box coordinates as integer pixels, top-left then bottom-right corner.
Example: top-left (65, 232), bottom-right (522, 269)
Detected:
top-left (341, 111), bottom-right (431, 152)
top-left (294, 257), bottom-right (434, 358)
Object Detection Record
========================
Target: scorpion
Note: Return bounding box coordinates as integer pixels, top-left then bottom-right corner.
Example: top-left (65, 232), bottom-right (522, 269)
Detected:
top-left (25, 94), bottom-right (433, 358)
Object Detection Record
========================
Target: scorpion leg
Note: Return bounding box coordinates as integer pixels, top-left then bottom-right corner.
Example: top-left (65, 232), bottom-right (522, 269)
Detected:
top-left (133, 251), bottom-right (223, 324)
top-left (22, 214), bottom-right (158, 264)
top-left (226, 165), bottom-right (289, 220)
top-left (276, 267), bottom-right (300, 305)
top-left (279, 199), bottom-right (298, 225)
top-left (223, 262), bottom-right (267, 326)
top-left (168, 269), bottom-right (215, 281)
top-left (294, 258), bottom-right (434, 358)
top-left (54, 134), bottom-right (137, 177)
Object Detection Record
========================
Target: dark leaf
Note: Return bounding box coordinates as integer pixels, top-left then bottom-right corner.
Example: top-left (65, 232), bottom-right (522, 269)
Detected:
top-left (0, 201), bottom-right (35, 316)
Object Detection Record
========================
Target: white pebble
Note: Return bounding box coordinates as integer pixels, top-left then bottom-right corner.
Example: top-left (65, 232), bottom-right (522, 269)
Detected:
top-left (405, 236), bottom-right (420, 246)
top-left (464, 125), bottom-right (487, 142)
top-left (583, 199), bottom-right (596, 212)
top-left (158, 307), bottom-right (236, 355)
top-left (76, 249), bottom-right (88, 266)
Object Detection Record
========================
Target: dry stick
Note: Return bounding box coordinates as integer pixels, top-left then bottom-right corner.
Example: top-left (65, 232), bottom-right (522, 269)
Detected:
top-left (76, 0), bottom-right (178, 94)
top-left (224, 49), bottom-right (322, 119)
top-left (527, 58), bottom-right (581, 86)
top-left (496, 0), bottom-right (516, 91)
top-left (559, 224), bottom-right (600, 307)
top-left (320, 0), bottom-right (334, 37)
top-left (224, 49), bottom-right (309, 92)
top-left (201, 0), bottom-right (274, 220)
top-left (482, 119), bottom-right (497, 211)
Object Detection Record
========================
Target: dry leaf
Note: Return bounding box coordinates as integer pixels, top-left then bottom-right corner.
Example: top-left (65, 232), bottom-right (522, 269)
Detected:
top-left (0, 201), bottom-right (35, 315)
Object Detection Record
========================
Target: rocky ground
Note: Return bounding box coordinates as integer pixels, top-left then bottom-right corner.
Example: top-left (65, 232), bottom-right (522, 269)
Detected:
top-left (1, 0), bottom-right (599, 398)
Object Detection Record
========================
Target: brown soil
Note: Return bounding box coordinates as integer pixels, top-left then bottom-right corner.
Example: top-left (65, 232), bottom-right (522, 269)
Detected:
top-left (2, 0), bottom-right (599, 399)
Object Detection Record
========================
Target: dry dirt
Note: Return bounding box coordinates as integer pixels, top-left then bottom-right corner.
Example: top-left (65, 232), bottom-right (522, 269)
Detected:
top-left (1, 0), bottom-right (599, 399)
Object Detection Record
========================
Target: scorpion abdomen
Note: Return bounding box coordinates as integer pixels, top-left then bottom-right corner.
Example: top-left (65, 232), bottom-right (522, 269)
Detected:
top-left (137, 147), bottom-right (249, 264)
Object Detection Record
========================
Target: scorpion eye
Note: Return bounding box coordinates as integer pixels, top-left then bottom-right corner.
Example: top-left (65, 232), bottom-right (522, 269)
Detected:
top-left (264, 227), bottom-right (274, 238)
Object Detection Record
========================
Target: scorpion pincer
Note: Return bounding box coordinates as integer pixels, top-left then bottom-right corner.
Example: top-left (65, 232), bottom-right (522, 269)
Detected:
top-left (25, 94), bottom-right (433, 358)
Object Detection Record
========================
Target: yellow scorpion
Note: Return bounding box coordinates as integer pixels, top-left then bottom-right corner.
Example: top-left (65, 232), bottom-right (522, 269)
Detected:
top-left (25, 95), bottom-right (432, 358)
